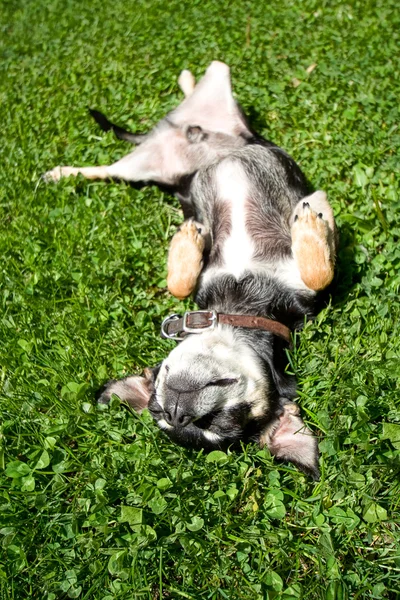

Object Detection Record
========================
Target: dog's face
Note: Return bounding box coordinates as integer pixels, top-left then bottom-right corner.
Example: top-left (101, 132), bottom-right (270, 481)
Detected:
top-left (148, 327), bottom-right (270, 448)
top-left (98, 326), bottom-right (320, 478)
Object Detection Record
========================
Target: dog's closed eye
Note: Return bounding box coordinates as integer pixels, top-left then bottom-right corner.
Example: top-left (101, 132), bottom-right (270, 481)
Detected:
top-left (205, 378), bottom-right (238, 387)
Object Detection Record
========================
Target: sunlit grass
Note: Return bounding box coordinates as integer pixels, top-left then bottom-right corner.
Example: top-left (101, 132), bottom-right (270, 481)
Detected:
top-left (0, 0), bottom-right (399, 598)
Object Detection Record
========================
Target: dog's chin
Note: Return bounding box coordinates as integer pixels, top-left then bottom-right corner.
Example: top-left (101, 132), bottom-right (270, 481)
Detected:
top-left (154, 417), bottom-right (241, 451)
top-left (149, 401), bottom-right (259, 451)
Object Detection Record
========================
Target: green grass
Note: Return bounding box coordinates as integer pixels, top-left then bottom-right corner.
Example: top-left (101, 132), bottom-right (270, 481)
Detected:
top-left (1, 0), bottom-right (400, 598)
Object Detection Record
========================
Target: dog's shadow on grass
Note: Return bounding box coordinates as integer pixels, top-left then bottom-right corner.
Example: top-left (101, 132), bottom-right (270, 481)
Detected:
top-left (316, 222), bottom-right (365, 314)
top-left (245, 106), bottom-right (273, 136)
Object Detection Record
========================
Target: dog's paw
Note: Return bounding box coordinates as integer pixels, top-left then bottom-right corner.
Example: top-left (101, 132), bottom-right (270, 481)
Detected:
top-left (96, 372), bottom-right (154, 412)
top-left (42, 166), bottom-right (63, 182)
top-left (177, 220), bottom-right (207, 247)
top-left (178, 69), bottom-right (196, 97)
top-left (167, 219), bottom-right (207, 299)
top-left (292, 201), bottom-right (329, 238)
top-left (42, 166), bottom-right (80, 182)
top-left (291, 203), bottom-right (334, 291)
top-left (260, 401), bottom-right (320, 480)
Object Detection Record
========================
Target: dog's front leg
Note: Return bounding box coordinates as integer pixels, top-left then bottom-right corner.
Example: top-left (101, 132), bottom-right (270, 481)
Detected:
top-left (260, 402), bottom-right (320, 479)
top-left (291, 190), bottom-right (338, 291)
top-left (167, 219), bottom-right (209, 299)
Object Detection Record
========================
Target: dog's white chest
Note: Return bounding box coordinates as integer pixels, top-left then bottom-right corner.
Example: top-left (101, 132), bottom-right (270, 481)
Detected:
top-left (216, 161), bottom-right (255, 277)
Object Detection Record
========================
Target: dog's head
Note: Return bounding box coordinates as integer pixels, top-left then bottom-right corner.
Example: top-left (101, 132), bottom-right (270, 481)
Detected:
top-left (98, 326), bottom-right (320, 478)
top-left (149, 327), bottom-right (271, 448)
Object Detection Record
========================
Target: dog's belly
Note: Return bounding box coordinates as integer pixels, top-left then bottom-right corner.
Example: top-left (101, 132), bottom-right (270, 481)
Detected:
top-left (217, 160), bottom-right (255, 277)
top-left (202, 158), bottom-right (311, 292)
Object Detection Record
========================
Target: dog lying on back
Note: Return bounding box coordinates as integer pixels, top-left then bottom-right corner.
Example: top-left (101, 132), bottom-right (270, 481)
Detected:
top-left (45, 62), bottom-right (337, 479)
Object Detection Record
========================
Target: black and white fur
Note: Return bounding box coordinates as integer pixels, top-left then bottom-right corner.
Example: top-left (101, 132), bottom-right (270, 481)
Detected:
top-left (46, 62), bottom-right (333, 479)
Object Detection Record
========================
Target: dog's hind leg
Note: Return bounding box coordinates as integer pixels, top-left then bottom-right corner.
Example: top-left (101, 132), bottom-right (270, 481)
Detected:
top-left (44, 62), bottom-right (251, 185)
top-left (172, 61), bottom-right (251, 137)
top-left (291, 190), bottom-right (338, 291)
top-left (167, 220), bottom-right (208, 299)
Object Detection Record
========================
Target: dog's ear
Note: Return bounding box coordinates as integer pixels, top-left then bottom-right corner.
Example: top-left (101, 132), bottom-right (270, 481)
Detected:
top-left (260, 403), bottom-right (320, 479)
top-left (96, 365), bottom-right (160, 412)
top-left (261, 336), bottom-right (297, 399)
top-left (173, 61), bottom-right (251, 137)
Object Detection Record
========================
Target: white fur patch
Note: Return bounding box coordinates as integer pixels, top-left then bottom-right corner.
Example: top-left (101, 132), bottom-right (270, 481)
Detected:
top-left (203, 430), bottom-right (223, 443)
top-left (249, 388), bottom-right (269, 419)
top-left (216, 160), bottom-right (256, 278)
top-left (157, 418), bottom-right (173, 431)
top-left (154, 363), bottom-right (168, 410)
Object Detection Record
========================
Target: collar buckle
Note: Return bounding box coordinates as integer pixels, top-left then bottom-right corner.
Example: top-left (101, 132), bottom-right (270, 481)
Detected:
top-left (160, 313), bottom-right (182, 340)
top-left (182, 310), bottom-right (217, 334)
top-left (161, 310), bottom-right (218, 341)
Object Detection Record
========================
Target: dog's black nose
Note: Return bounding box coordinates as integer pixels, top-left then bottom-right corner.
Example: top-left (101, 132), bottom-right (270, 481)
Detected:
top-left (164, 404), bottom-right (193, 428)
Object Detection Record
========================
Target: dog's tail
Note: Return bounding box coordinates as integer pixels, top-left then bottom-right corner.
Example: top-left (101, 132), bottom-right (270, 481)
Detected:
top-left (88, 108), bottom-right (146, 144)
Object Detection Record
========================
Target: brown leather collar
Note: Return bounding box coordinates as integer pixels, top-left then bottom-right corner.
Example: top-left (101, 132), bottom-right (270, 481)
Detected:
top-left (161, 310), bottom-right (291, 345)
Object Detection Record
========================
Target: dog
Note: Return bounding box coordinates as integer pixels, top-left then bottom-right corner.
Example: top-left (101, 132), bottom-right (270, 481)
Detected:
top-left (45, 62), bottom-right (337, 479)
